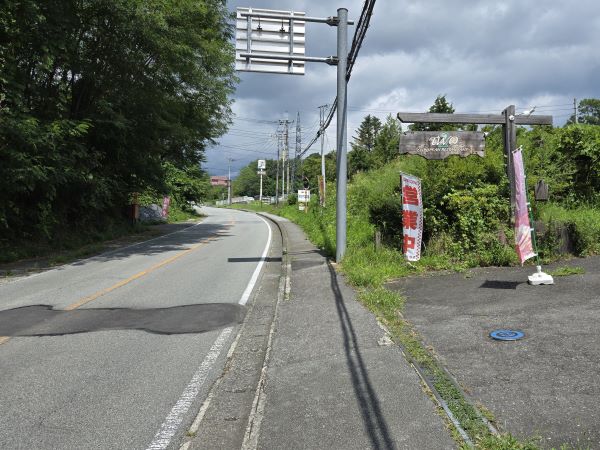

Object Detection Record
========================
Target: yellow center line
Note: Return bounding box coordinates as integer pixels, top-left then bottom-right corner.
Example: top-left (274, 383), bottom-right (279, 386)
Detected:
top-left (0, 222), bottom-right (237, 346)
top-left (64, 238), bottom-right (213, 311)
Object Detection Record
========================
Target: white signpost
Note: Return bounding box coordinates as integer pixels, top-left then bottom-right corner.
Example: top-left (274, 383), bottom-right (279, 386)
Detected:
top-left (298, 189), bottom-right (310, 211)
top-left (257, 160), bottom-right (267, 203)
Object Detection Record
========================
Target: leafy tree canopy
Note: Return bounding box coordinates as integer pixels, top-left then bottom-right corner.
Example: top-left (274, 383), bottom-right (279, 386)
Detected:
top-left (567, 98), bottom-right (600, 125)
top-left (0, 0), bottom-right (236, 243)
top-left (409, 95), bottom-right (458, 131)
top-left (351, 115), bottom-right (382, 152)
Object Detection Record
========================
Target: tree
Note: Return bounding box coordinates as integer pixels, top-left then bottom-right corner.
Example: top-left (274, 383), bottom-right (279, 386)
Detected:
top-left (299, 151), bottom-right (336, 191)
top-left (372, 115), bottom-right (402, 167)
top-left (409, 95), bottom-right (458, 131)
top-left (0, 0), bottom-right (235, 244)
top-left (348, 115), bottom-right (382, 176)
top-left (351, 115), bottom-right (382, 152)
top-left (567, 98), bottom-right (600, 125)
top-left (232, 159), bottom-right (281, 198)
top-left (554, 125), bottom-right (600, 199)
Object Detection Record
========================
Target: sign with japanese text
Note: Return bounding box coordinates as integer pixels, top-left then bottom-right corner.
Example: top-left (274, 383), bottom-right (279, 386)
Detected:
top-left (399, 131), bottom-right (485, 160)
top-left (297, 189), bottom-right (310, 203)
top-left (401, 174), bottom-right (423, 261)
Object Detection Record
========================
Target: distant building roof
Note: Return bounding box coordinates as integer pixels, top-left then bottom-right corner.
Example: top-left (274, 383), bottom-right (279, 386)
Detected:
top-left (210, 176), bottom-right (228, 186)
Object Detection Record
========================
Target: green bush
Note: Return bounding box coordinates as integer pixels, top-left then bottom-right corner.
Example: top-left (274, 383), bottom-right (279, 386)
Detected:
top-left (539, 203), bottom-right (600, 257)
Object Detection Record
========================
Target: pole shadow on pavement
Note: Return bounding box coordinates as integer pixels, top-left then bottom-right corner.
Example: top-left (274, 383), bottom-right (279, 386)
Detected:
top-left (328, 263), bottom-right (396, 450)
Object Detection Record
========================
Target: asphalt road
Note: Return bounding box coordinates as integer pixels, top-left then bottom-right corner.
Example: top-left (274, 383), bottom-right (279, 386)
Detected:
top-left (0, 207), bottom-right (273, 450)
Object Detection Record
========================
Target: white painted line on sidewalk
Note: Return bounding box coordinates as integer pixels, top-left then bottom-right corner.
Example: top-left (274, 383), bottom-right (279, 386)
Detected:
top-left (239, 215), bottom-right (272, 306)
top-left (146, 327), bottom-right (233, 450)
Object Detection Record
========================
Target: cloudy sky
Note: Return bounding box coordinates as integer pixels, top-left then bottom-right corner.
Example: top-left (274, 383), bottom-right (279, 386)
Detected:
top-left (205, 0), bottom-right (600, 177)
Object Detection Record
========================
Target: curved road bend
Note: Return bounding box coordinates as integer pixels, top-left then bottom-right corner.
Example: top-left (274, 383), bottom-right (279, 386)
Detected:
top-left (0, 207), bottom-right (275, 450)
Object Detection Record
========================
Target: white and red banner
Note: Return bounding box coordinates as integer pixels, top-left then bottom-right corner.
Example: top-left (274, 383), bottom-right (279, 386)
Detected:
top-left (512, 148), bottom-right (536, 264)
top-left (162, 196), bottom-right (171, 218)
top-left (401, 173), bottom-right (423, 261)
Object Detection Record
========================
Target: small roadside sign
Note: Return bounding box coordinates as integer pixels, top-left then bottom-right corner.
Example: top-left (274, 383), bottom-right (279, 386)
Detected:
top-left (298, 189), bottom-right (310, 203)
top-left (257, 170), bottom-right (266, 176)
top-left (257, 159), bottom-right (266, 169)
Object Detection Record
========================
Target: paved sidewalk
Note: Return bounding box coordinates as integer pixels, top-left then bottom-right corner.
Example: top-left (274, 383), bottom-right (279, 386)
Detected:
top-left (255, 215), bottom-right (455, 450)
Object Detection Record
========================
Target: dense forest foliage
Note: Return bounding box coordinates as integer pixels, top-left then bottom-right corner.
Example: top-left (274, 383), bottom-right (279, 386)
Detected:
top-left (0, 0), bottom-right (235, 254)
top-left (236, 96), bottom-right (600, 267)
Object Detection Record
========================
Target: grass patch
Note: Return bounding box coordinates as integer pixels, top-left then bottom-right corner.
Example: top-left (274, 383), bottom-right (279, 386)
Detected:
top-left (548, 266), bottom-right (585, 277)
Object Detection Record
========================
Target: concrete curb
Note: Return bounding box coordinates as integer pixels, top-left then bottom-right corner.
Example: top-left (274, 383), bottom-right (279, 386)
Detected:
top-left (241, 213), bottom-right (290, 449)
top-left (179, 211), bottom-right (287, 450)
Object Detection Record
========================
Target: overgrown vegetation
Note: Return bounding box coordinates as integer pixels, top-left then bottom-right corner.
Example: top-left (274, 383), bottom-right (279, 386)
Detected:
top-left (1, 0), bottom-right (234, 260)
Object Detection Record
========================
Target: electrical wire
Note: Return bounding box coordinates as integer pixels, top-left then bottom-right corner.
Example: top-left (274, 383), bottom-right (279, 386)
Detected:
top-left (300, 0), bottom-right (377, 157)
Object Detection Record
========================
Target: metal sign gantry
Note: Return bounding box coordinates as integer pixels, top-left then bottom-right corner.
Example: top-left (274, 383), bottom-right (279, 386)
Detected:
top-left (236, 7), bottom-right (354, 262)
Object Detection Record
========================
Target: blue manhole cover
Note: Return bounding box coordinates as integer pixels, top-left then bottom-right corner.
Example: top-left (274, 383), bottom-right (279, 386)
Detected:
top-left (489, 329), bottom-right (525, 341)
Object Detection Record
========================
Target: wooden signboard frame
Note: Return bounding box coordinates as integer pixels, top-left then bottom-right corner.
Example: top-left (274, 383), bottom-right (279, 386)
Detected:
top-left (397, 106), bottom-right (553, 218)
top-left (400, 131), bottom-right (485, 159)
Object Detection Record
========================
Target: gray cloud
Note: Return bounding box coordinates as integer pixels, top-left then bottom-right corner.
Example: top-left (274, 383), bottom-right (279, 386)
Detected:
top-left (207, 0), bottom-right (600, 176)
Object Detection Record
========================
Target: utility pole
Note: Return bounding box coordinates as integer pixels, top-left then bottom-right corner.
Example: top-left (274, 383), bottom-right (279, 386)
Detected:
top-left (279, 117), bottom-right (293, 199)
top-left (285, 119), bottom-right (291, 196)
top-left (275, 132), bottom-right (280, 204)
top-left (227, 156), bottom-right (235, 205)
top-left (280, 125), bottom-right (285, 201)
top-left (574, 98), bottom-right (578, 124)
top-left (318, 104), bottom-right (328, 205)
top-left (292, 111), bottom-right (301, 194)
top-left (335, 8), bottom-right (348, 262)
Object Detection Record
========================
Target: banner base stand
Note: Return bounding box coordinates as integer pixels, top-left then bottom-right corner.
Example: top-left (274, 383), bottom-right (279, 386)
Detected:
top-left (528, 265), bottom-right (554, 285)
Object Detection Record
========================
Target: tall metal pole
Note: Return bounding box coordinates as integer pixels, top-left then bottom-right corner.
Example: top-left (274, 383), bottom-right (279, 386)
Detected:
top-left (335, 8), bottom-right (348, 262)
top-left (259, 173), bottom-right (263, 203)
top-left (319, 104), bottom-right (327, 205)
top-left (227, 157), bottom-right (234, 205)
top-left (281, 128), bottom-right (285, 201)
top-left (285, 120), bottom-right (290, 196)
top-left (275, 134), bottom-right (280, 204)
top-left (292, 111), bottom-right (301, 194)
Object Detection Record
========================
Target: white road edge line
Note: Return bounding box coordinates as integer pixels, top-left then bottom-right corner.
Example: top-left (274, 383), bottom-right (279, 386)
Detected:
top-left (146, 326), bottom-right (233, 450)
top-left (239, 215), bottom-right (272, 306)
top-left (147, 212), bottom-right (272, 450)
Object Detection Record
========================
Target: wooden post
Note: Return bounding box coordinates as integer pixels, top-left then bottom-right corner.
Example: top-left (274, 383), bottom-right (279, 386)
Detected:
top-left (503, 105), bottom-right (517, 223)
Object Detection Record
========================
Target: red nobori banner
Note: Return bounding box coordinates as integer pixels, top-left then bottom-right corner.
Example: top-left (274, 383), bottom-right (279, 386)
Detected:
top-left (401, 173), bottom-right (423, 261)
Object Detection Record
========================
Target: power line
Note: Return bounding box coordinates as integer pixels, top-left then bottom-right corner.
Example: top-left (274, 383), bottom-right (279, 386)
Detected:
top-left (300, 0), bottom-right (377, 157)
